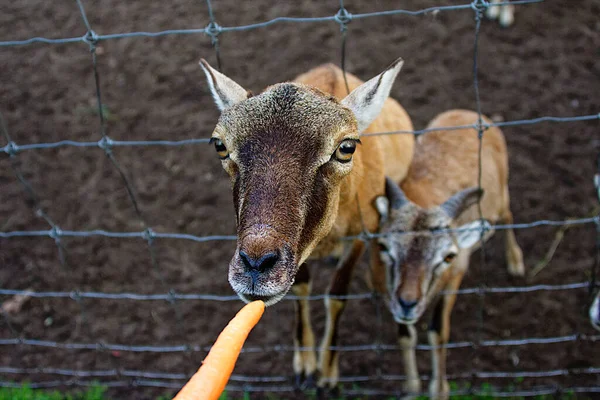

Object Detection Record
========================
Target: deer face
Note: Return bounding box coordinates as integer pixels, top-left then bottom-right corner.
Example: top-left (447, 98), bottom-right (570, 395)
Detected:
top-left (591, 291), bottom-right (600, 331)
top-left (375, 178), bottom-right (485, 324)
top-left (200, 59), bottom-right (404, 306)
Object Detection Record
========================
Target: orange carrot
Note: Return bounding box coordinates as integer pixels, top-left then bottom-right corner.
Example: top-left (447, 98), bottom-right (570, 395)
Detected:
top-left (173, 300), bottom-right (265, 400)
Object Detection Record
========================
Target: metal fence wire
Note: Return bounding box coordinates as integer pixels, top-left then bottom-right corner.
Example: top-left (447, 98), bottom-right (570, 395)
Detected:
top-left (1, 0), bottom-right (599, 398)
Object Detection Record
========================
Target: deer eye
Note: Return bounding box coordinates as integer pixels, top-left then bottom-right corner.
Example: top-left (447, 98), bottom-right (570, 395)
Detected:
top-left (378, 242), bottom-right (395, 267)
top-left (210, 138), bottom-right (229, 160)
top-left (443, 253), bottom-right (457, 264)
top-left (333, 139), bottom-right (358, 163)
top-left (378, 242), bottom-right (389, 254)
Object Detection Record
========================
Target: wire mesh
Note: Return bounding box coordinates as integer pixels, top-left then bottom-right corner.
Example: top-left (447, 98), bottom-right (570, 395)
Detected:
top-left (1, 0), bottom-right (599, 397)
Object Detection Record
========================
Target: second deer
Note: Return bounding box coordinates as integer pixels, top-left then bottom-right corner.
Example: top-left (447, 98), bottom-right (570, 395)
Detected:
top-left (374, 109), bottom-right (525, 399)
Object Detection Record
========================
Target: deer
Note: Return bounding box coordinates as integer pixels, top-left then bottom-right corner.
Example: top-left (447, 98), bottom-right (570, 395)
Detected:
top-left (373, 109), bottom-right (525, 399)
top-left (198, 58), bottom-right (414, 392)
top-left (591, 167), bottom-right (600, 332)
top-left (591, 291), bottom-right (600, 331)
top-left (486, 0), bottom-right (515, 27)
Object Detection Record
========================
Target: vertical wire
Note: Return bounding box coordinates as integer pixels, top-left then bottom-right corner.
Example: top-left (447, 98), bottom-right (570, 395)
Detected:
top-left (471, 1), bottom-right (486, 394)
top-left (205, 0), bottom-right (222, 71)
top-left (338, 0), bottom-right (351, 95)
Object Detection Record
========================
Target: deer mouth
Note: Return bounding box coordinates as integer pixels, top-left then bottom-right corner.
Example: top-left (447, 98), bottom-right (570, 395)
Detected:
top-left (393, 314), bottom-right (418, 325)
top-left (237, 290), bottom-right (289, 307)
top-left (388, 298), bottom-right (423, 325)
top-left (228, 243), bottom-right (297, 307)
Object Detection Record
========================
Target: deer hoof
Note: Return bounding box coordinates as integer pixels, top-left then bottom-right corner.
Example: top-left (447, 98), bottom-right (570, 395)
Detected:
top-left (294, 371), bottom-right (318, 391)
top-left (316, 384), bottom-right (340, 399)
top-left (508, 260), bottom-right (525, 277)
top-left (304, 372), bottom-right (317, 389)
top-left (400, 379), bottom-right (422, 400)
top-left (429, 379), bottom-right (450, 400)
top-left (486, 7), bottom-right (499, 20)
top-left (294, 373), bottom-right (304, 390)
top-left (499, 9), bottom-right (515, 28)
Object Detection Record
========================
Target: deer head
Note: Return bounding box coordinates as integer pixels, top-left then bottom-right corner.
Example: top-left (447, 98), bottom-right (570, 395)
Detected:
top-left (200, 59), bottom-right (404, 306)
top-left (374, 177), bottom-right (488, 324)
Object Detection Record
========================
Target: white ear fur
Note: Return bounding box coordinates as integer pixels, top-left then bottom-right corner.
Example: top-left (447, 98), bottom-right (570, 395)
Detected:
top-left (455, 220), bottom-right (493, 249)
top-left (374, 196), bottom-right (389, 223)
top-left (341, 58), bottom-right (404, 133)
top-left (199, 59), bottom-right (248, 111)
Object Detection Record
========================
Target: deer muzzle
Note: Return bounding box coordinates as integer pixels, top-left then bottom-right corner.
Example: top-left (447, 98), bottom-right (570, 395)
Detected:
top-left (389, 265), bottom-right (425, 324)
top-left (228, 225), bottom-right (297, 306)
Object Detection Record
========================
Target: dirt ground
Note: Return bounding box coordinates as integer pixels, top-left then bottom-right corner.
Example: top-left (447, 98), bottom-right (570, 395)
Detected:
top-left (1, 0), bottom-right (599, 398)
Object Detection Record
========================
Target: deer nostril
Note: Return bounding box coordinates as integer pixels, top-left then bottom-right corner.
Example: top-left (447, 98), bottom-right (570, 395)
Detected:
top-left (398, 298), bottom-right (418, 313)
top-left (239, 250), bottom-right (279, 273)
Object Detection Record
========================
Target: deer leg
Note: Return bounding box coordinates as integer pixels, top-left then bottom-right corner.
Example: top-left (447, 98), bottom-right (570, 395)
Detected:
top-left (499, 2), bottom-right (515, 27)
top-left (501, 189), bottom-right (525, 276)
top-left (398, 323), bottom-right (421, 397)
top-left (428, 256), bottom-right (468, 400)
top-left (291, 263), bottom-right (317, 388)
top-left (486, 0), bottom-right (501, 20)
top-left (317, 240), bottom-right (366, 391)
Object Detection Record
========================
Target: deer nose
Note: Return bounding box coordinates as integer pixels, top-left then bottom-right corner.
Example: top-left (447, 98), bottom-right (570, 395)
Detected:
top-left (398, 298), bottom-right (418, 314)
top-left (239, 250), bottom-right (279, 273)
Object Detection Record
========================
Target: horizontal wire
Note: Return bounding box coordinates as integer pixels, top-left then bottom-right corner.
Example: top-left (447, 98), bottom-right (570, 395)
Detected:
top-left (0, 229), bottom-right (237, 242)
top-left (0, 282), bottom-right (591, 302)
top-left (0, 216), bottom-right (597, 245)
top-left (0, 1), bottom-right (543, 47)
top-left (2, 113), bottom-right (598, 154)
top-left (1, 366), bottom-right (599, 383)
top-left (0, 379), bottom-right (598, 397)
top-left (1, 138), bottom-right (211, 153)
top-left (0, 333), bottom-right (598, 354)
top-left (2, 0), bottom-right (598, 396)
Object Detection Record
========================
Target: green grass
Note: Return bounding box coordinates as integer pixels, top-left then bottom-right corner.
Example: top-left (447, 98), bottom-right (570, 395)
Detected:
top-left (218, 381), bottom-right (583, 400)
top-left (0, 384), bottom-right (106, 400)
top-left (411, 382), bottom-right (579, 400)
top-left (0, 382), bottom-right (584, 400)
top-left (219, 391), bottom-right (250, 400)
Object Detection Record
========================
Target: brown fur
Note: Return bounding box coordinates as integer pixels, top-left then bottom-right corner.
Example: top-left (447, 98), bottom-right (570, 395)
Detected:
top-left (202, 60), bottom-right (414, 389)
top-left (402, 110), bottom-right (507, 222)
top-left (375, 109), bottom-right (524, 399)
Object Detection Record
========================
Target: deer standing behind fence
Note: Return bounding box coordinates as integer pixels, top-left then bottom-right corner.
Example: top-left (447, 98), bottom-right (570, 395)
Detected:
top-left (374, 109), bottom-right (525, 399)
top-left (199, 58), bottom-right (415, 392)
top-left (591, 291), bottom-right (600, 331)
top-left (486, 0), bottom-right (516, 27)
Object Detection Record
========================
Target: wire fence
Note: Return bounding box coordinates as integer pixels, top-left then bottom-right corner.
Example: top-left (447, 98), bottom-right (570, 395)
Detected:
top-left (1, 0), bottom-right (599, 398)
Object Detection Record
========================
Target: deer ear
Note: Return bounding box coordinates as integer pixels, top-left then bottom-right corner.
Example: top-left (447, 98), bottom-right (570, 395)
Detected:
top-left (341, 57), bottom-right (404, 133)
top-left (374, 196), bottom-right (390, 223)
top-left (455, 220), bottom-right (493, 249)
top-left (440, 187), bottom-right (484, 219)
top-left (199, 59), bottom-right (249, 111)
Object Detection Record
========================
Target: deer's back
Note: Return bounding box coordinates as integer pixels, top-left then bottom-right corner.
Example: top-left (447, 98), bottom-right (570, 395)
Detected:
top-left (401, 109), bottom-right (509, 224)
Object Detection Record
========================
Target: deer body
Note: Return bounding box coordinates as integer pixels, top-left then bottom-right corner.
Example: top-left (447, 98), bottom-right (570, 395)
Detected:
top-left (199, 59), bottom-right (414, 391)
top-left (591, 292), bottom-right (600, 331)
top-left (375, 109), bottom-right (524, 399)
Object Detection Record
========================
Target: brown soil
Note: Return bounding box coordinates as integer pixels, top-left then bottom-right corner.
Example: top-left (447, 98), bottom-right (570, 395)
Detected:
top-left (1, 0), bottom-right (599, 398)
